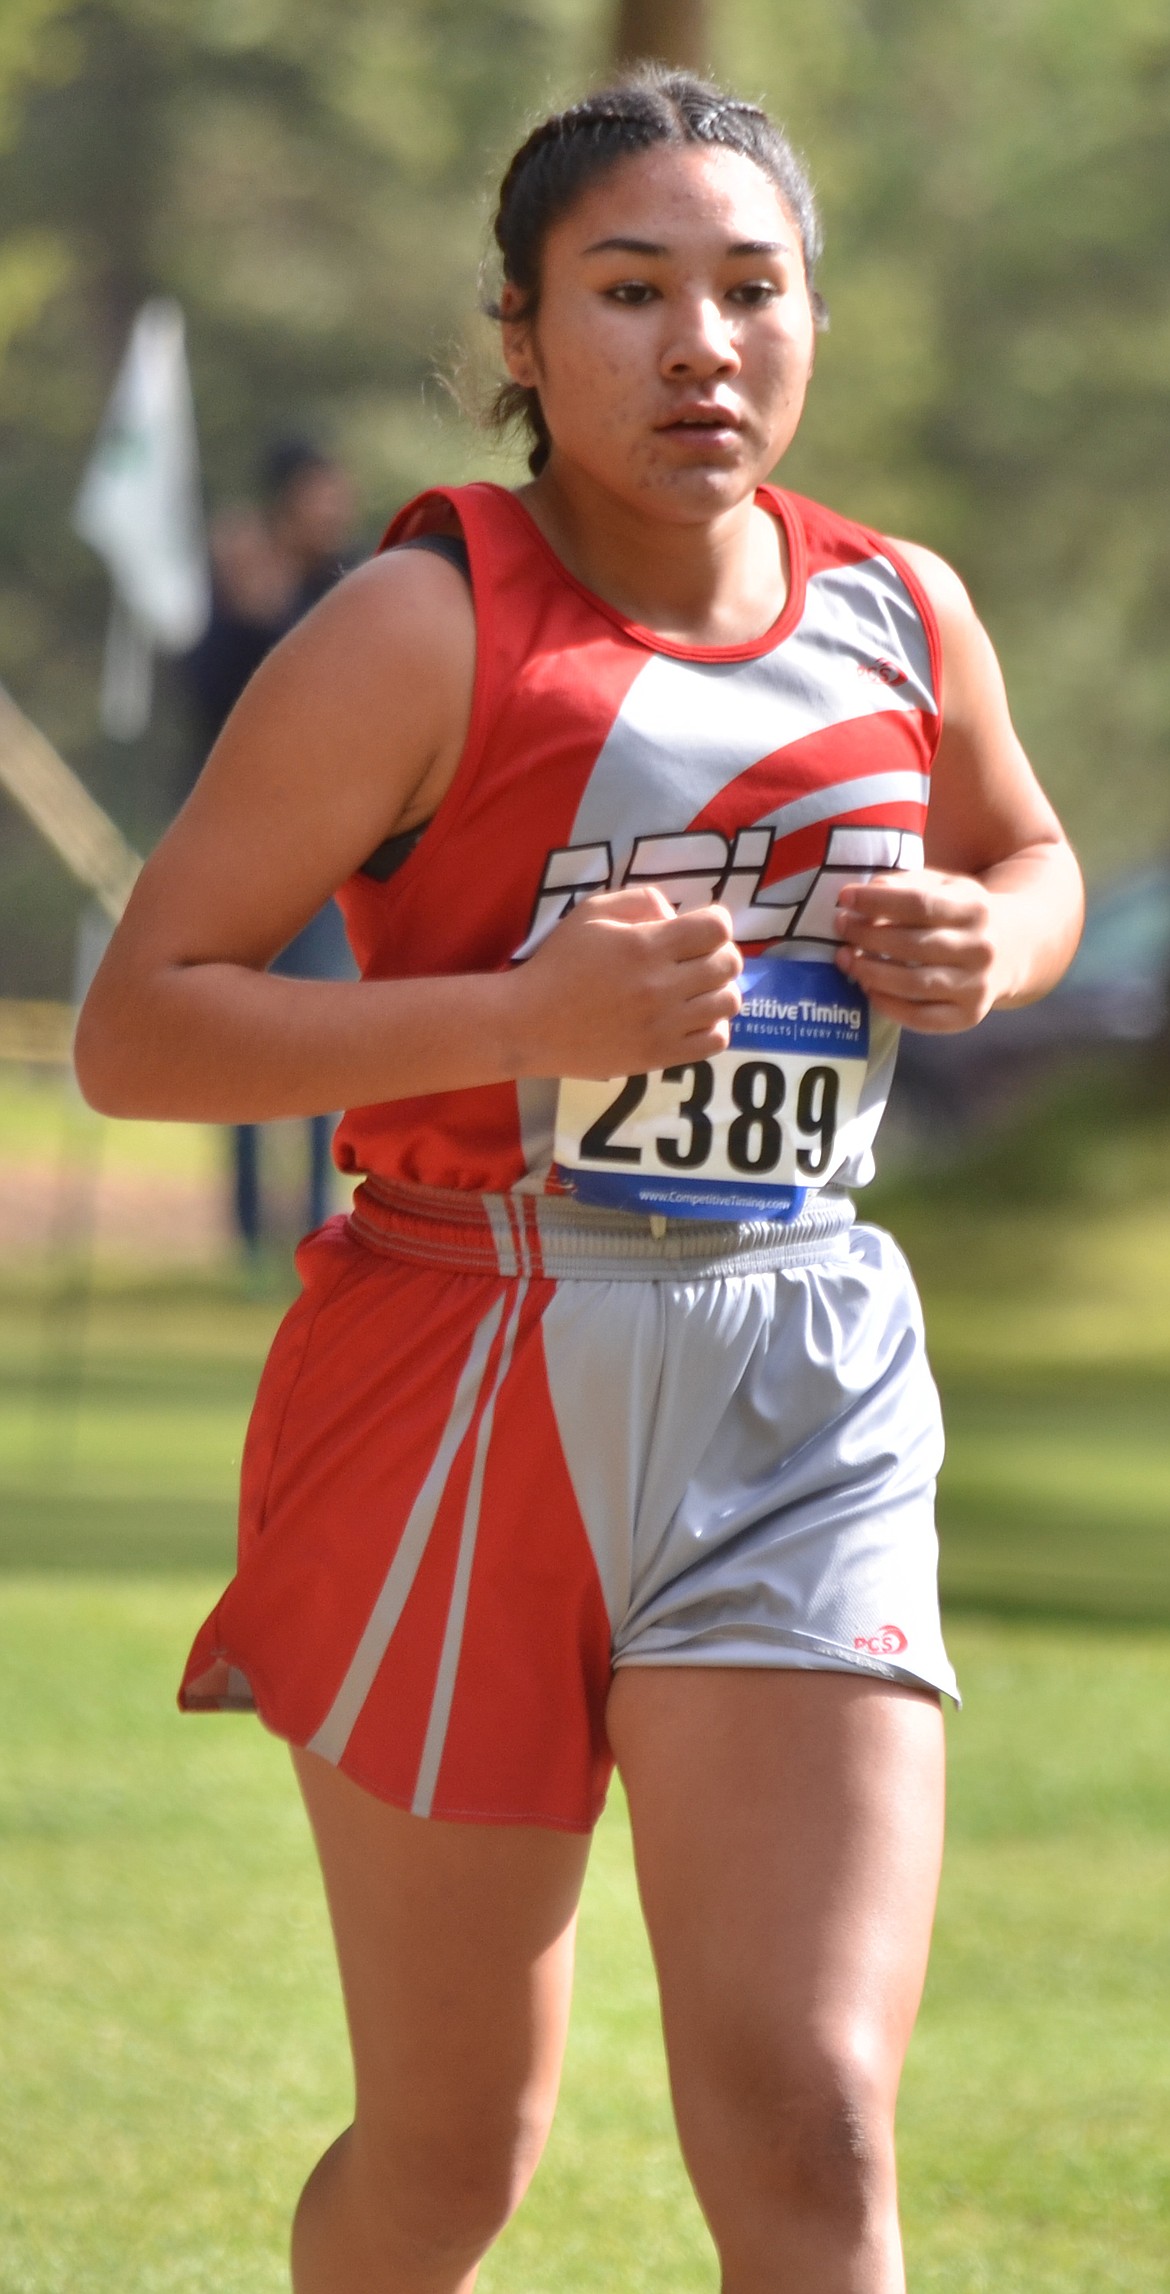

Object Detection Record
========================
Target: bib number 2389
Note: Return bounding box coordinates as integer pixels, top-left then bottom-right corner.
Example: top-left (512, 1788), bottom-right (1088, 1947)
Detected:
top-left (554, 956), bottom-right (869, 1224)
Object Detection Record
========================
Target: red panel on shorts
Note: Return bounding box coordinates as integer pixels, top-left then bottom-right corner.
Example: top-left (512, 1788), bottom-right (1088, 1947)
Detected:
top-left (337, 1301), bottom-right (515, 1809)
top-left (428, 1284), bottom-right (615, 1828)
top-left (184, 1224), bottom-right (507, 1734)
top-left (180, 1224), bottom-right (615, 1829)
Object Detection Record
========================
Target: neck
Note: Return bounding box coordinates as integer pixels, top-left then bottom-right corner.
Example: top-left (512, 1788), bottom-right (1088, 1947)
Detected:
top-left (517, 462), bottom-right (789, 647)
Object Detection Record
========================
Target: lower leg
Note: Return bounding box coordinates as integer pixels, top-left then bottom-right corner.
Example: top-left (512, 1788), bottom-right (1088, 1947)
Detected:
top-left (609, 1669), bottom-right (945, 2294)
top-left (292, 2126), bottom-right (493, 2294)
top-left (289, 1749), bottom-right (589, 2294)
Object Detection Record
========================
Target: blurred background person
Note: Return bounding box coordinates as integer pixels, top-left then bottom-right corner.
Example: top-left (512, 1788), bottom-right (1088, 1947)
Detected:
top-left (183, 437), bottom-right (359, 1258)
top-left (2, 4), bottom-right (1168, 2286)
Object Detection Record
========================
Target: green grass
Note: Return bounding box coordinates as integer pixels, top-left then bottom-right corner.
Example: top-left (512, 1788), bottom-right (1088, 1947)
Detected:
top-left (0, 1580), bottom-right (342, 2294)
top-left (2, 1067), bottom-right (1170, 2285)
top-left (1, 1585), bottom-right (1169, 2293)
top-left (0, 1275), bottom-right (285, 1572)
top-left (6, 1204), bottom-right (1170, 1616)
top-left (0, 1068), bottom-right (213, 1178)
top-left (4, 1065), bottom-right (1170, 1613)
top-left (881, 1190), bottom-right (1170, 1625)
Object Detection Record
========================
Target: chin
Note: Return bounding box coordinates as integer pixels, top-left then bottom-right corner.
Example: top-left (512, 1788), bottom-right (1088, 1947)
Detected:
top-left (638, 461), bottom-right (761, 518)
top-left (556, 443), bottom-right (762, 521)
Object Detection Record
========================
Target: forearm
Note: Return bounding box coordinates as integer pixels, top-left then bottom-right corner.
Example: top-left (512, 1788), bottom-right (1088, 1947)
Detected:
top-left (982, 837), bottom-right (1084, 1009)
top-left (76, 887), bottom-right (746, 1122)
top-left (75, 962), bottom-right (527, 1122)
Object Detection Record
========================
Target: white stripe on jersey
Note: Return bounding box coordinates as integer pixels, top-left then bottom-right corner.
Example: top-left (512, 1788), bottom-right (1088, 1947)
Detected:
top-left (567, 556), bottom-right (936, 877)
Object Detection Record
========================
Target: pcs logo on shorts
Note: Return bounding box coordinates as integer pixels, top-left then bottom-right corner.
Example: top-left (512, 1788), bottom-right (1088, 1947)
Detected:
top-left (853, 1624), bottom-right (909, 1658)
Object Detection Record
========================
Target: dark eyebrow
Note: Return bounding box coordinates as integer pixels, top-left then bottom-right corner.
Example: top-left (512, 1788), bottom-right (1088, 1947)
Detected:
top-left (579, 235), bottom-right (791, 259)
top-left (581, 237), bottom-right (668, 257)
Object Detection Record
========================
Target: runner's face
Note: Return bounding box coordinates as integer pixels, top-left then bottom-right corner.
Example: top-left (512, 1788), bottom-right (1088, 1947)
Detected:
top-left (502, 144), bottom-right (817, 518)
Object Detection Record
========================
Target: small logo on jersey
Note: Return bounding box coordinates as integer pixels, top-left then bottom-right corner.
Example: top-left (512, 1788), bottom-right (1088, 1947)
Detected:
top-left (854, 1624), bottom-right (908, 1657)
top-left (858, 658), bottom-right (908, 687)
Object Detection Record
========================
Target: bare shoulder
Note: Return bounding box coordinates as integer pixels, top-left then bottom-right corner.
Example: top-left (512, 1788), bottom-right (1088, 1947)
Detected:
top-left (268, 545), bottom-right (476, 721)
top-left (191, 542), bottom-right (477, 836)
top-left (886, 535), bottom-right (1009, 732)
top-left (884, 539), bottom-right (1069, 873)
top-left (886, 537), bottom-right (979, 642)
top-left (100, 539), bottom-right (479, 973)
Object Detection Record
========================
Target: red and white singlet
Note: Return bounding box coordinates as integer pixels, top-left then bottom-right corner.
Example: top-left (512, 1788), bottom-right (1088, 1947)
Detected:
top-left (334, 480), bottom-right (940, 1205)
top-left (180, 486), bottom-right (956, 1819)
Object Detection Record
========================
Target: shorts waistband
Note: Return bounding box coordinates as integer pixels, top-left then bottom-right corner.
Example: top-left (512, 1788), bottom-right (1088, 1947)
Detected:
top-left (348, 1174), bottom-right (856, 1281)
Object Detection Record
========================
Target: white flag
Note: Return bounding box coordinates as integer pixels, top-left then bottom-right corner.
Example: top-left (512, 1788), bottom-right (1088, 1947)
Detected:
top-left (73, 297), bottom-right (210, 740)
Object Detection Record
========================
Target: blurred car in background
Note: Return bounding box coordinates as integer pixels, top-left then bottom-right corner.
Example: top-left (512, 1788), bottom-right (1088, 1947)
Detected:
top-left (892, 864), bottom-right (1170, 1131)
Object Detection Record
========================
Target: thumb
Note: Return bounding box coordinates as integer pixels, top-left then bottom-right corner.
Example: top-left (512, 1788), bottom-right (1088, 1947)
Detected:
top-left (577, 884), bottom-right (675, 924)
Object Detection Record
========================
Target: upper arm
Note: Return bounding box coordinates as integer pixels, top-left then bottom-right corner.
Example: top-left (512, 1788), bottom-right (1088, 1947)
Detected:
top-left (108, 547), bottom-right (476, 973)
top-left (892, 538), bottom-right (1068, 876)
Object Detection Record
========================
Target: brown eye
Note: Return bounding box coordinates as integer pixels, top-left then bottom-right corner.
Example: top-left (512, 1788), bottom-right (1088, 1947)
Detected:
top-left (605, 281), bottom-right (659, 306)
top-left (728, 281), bottom-right (779, 308)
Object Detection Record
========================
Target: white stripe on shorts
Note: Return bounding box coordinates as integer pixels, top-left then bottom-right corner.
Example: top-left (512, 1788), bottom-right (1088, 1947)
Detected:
top-left (307, 1293), bottom-right (506, 1766)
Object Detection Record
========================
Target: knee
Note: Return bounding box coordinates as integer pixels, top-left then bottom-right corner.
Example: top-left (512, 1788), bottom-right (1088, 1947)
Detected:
top-left (356, 2095), bottom-right (553, 2266)
top-left (698, 2032), bottom-right (895, 2231)
top-left (388, 2114), bottom-right (546, 2254)
top-left (767, 2051), bottom-right (892, 2223)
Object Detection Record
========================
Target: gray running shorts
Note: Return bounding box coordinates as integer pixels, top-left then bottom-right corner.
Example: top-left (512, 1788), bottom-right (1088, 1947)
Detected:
top-left (181, 1179), bottom-right (956, 1829)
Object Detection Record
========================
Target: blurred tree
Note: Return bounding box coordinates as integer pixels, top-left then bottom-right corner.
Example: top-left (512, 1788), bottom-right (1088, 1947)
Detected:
top-left (614, 1), bottom-right (711, 70)
top-left (1, 0), bottom-right (1168, 999)
top-left (0, 0), bottom-right (600, 992)
top-left (731, 0), bottom-right (1170, 869)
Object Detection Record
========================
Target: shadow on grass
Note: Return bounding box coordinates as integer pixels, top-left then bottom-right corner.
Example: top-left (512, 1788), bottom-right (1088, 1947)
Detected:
top-left (0, 1262), bottom-right (287, 1575)
top-left (0, 1492), bottom-right (238, 1574)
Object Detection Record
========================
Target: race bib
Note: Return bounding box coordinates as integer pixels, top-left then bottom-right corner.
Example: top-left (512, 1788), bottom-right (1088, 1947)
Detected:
top-left (554, 957), bottom-right (869, 1223)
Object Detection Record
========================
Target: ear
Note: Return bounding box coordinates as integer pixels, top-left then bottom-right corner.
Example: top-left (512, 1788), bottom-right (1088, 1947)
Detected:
top-left (498, 281), bottom-right (539, 388)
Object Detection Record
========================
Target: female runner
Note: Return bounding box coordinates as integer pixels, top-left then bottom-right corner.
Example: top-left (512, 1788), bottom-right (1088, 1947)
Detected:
top-left (77, 69), bottom-right (1083, 2294)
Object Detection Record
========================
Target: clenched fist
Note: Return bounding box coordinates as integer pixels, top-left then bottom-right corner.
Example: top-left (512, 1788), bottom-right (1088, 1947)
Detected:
top-left (511, 886), bottom-right (743, 1079)
top-left (833, 871), bottom-right (999, 1032)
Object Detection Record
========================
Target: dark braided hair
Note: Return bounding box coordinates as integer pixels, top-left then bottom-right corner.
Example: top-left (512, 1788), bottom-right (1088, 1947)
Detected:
top-left (486, 67), bottom-right (825, 476)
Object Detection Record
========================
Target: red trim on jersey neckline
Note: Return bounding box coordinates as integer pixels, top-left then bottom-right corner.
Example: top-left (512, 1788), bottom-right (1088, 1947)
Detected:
top-left (485, 482), bottom-right (809, 663)
top-left (382, 480), bottom-right (811, 664)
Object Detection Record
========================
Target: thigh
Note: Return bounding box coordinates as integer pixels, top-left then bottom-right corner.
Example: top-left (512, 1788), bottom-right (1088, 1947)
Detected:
top-left (607, 1668), bottom-right (944, 2189)
top-left (293, 1748), bottom-right (591, 2162)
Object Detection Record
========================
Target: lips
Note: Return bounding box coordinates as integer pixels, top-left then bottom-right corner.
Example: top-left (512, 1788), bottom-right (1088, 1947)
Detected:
top-left (657, 404), bottom-right (742, 433)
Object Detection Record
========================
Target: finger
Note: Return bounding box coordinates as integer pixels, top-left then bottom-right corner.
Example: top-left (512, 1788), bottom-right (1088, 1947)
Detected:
top-left (865, 993), bottom-right (975, 1034)
top-left (835, 924), bottom-right (988, 968)
top-left (646, 981), bottom-right (742, 1066)
top-left (837, 953), bottom-right (976, 1004)
top-left (578, 885), bottom-right (674, 924)
top-left (834, 876), bottom-right (985, 928)
top-left (651, 903), bottom-right (738, 960)
top-left (677, 981), bottom-right (743, 1027)
top-left (672, 1015), bottom-right (735, 1059)
top-left (673, 944), bottom-right (744, 997)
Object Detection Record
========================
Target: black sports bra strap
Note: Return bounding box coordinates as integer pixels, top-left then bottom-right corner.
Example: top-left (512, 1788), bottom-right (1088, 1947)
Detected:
top-left (392, 531), bottom-right (471, 581)
top-left (359, 821), bottom-right (427, 883)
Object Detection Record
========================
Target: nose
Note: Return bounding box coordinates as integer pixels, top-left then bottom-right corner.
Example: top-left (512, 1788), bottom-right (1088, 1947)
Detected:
top-left (661, 294), bottom-right (740, 380)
